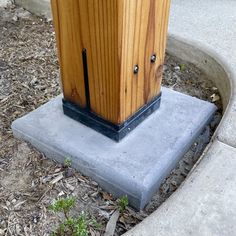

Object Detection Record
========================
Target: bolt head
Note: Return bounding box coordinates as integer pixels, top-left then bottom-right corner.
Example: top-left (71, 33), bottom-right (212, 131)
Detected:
top-left (133, 65), bottom-right (139, 74)
top-left (151, 54), bottom-right (157, 63)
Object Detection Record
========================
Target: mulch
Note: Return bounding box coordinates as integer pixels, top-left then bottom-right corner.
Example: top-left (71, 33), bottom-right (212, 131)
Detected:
top-left (0, 5), bottom-right (222, 236)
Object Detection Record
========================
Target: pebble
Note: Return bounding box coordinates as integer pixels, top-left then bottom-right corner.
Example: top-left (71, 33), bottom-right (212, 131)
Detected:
top-left (174, 66), bottom-right (180, 71)
top-left (58, 191), bottom-right (65, 197)
top-left (12, 199), bottom-right (17, 204)
top-left (12, 15), bottom-right (18, 22)
top-left (30, 77), bottom-right (38, 86)
top-left (171, 180), bottom-right (178, 187)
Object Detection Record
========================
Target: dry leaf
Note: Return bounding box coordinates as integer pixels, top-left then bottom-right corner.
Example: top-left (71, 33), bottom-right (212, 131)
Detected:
top-left (104, 210), bottom-right (120, 236)
top-left (101, 192), bottom-right (113, 201)
top-left (90, 229), bottom-right (96, 236)
top-left (211, 94), bottom-right (220, 102)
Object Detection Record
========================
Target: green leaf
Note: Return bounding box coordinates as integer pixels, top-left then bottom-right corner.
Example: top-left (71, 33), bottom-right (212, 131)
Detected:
top-left (64, 158), bottom-right (72, 168)
top-left (89, 217), bottom-right (102, 230)
top-left (117, 195), bottom-right (129, 213)
top-left (49, 197), bottom-right (76, 213)
top-left (179, 63), bottom-right (186, 71)
top-left (74, 214), bottom-right (89, 236)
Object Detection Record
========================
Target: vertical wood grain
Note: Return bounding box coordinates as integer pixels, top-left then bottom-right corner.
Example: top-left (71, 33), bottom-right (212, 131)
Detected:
top-left (51, 0), bottom-right (171, 124)
top-left (51, 0), bottom-right (87, 107)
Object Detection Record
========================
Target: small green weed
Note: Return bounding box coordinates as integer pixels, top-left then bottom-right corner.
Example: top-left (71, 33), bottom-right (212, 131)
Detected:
top-left (63, 158), bottom-right (72, 168)
top-left (49, 197), bottom-right (76, 217)
top-left (179, 63), bottom-right (186, 71)
top-left (49, 197), bottom-right (100, 236)
top-left (117, 195), bottom-right (129, 213)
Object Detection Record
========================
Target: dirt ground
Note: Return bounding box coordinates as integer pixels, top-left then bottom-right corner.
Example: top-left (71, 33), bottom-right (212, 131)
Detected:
top-left (0, 5), bottom-right (222, 236)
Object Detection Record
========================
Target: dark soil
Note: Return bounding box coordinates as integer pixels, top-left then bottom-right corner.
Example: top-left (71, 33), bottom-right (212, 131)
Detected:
top-left (0, 5), bottom-right (222, 236)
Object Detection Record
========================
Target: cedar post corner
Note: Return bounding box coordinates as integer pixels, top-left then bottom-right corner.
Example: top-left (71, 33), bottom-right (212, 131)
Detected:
top-left (51, 0), bottom-right (171, 141)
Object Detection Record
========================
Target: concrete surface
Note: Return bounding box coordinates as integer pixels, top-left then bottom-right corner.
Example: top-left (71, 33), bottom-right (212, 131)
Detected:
top-left (11, 0), bottom-right (236, 234)
top-left (124, 0), bottom-right (236, 235)
top-left (124, 141), bottom-right (236, 236)
top-left (15, 0), bottom-right (51, 19)
top-left (168, 0), bottom-right (236, 148)
top-left (11, 88), bottom-right (216, 209)
top-left (167, 36), bottom-right (231, 112)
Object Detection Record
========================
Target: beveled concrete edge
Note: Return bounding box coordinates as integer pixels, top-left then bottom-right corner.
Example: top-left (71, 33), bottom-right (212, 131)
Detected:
top-left (11, 88), bottom-right (217, 210)
top-left (12, 121), bottom-right (143, 209)
top-left (123, 35), bottom-right (236, 235)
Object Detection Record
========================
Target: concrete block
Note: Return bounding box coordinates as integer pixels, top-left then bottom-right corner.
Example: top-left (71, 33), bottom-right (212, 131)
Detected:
top-left (11, 87), bottom-right (217, 209)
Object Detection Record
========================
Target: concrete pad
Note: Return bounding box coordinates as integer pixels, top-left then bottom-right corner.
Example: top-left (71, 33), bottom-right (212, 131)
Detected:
top-left (11, 88), bottom-right (216, 209)
top-left (124, 140), bottom-right (236, 236)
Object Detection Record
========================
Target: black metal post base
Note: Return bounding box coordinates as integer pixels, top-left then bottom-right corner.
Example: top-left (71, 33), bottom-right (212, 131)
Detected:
top-left (62, 93), bottom-right (161, 142)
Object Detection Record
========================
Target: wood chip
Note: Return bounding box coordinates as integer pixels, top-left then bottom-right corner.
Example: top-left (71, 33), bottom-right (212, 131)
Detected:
top-left (65, 182), bottom-right (75, 192)
top-left (49, 173), bottom-right (64, 185)
top-left (104, 210), bottom-right (120, 236)
top-left (14, 200), bottom-right (27, 209)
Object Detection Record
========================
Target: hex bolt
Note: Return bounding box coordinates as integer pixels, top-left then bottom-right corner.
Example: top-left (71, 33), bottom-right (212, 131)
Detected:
top-left (151, 54), bottom-right (157, 63)
top-left (133, 65), bottom-right (139, 74)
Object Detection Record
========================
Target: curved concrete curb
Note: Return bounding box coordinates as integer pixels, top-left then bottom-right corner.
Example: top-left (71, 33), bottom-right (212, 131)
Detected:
top-left (166, 35), bottom-right (234, 144)
top-left (15, 0), bottom-right (51, 19)
top-left (167, 35), bottom-right (232, 111)
top-left (168, 0), bottom-right (236, 149)
top-left (124, 0), bottom-right (236, 235)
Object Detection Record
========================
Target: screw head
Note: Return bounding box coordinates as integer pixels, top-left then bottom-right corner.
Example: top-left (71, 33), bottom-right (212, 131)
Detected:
top-left (133, 65), bottom-right (139, 74)
top-left (151, 54), bottom-right (157, 63)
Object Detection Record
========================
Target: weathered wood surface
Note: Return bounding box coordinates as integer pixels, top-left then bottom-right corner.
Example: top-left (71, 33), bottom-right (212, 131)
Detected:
top-left (51, 0), bottom-right (171, 124)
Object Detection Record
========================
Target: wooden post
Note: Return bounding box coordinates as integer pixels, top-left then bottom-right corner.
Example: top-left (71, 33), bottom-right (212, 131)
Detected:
top-left (51, 0), bottom-right (171, 141)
